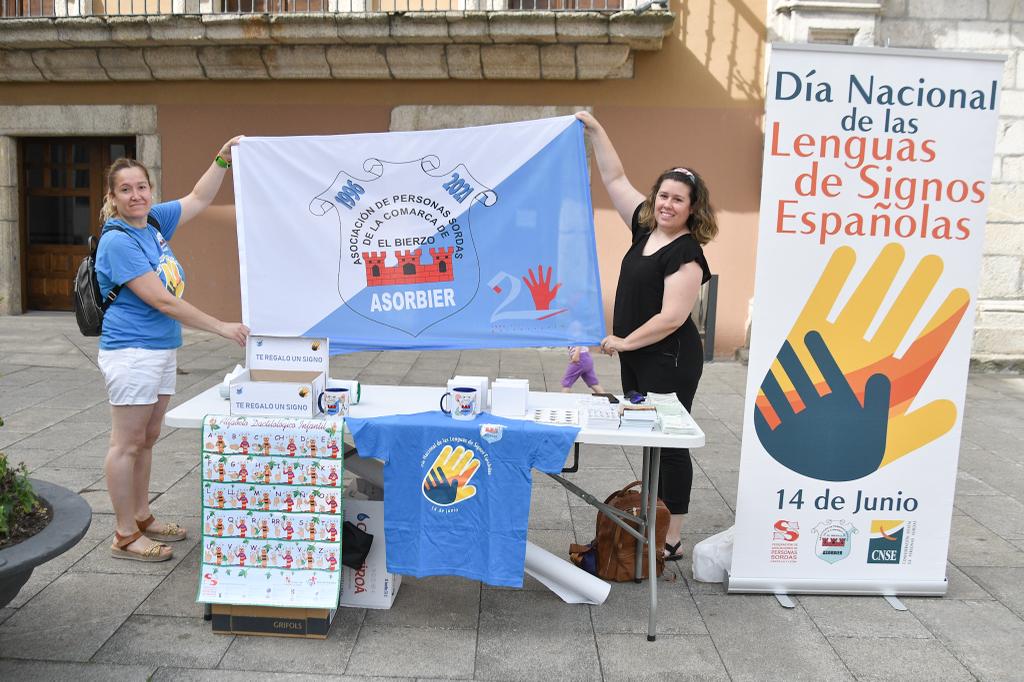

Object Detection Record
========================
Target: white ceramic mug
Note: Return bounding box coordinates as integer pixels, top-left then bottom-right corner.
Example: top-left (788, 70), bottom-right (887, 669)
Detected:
top-left (440, 387), bottom-right (477, 421)
top-left (318, 387), bottom-right (351, 416)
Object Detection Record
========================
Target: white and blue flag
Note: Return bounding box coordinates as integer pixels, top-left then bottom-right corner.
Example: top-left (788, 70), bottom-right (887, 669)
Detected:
top-left (234, 116), bottom-right (605, 354)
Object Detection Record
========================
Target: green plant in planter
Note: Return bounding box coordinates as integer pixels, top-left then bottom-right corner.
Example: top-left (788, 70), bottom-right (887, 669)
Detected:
top-left (0, 417), bottom-right (42, 541)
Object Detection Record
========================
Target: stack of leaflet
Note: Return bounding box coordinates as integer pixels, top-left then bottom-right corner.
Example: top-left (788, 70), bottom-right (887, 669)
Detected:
top-left (647, 392), bottom-right (701, 435)
top-left (578, 397), bottom-right (620, 430)
top-left (619, 405), bottom-right (659, 432)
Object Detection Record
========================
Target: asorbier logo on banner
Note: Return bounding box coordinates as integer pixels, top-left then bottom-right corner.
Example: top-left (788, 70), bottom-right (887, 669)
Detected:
top-left (813, 519), bottom-right (857, 564)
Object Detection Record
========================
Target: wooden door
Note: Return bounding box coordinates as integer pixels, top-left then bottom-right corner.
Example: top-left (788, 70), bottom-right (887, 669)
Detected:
top-left (20, 138), bottom-right (135, 311)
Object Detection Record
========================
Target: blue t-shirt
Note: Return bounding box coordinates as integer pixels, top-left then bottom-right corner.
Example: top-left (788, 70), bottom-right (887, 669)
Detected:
top-left (346, 411), bottom-right (579, 587)
top-left (96, 201), bottom-right (185, 350)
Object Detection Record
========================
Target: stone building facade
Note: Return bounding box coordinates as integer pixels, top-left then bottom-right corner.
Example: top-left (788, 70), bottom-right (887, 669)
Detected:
top-left (769, 0), bottom-right (1024, 363)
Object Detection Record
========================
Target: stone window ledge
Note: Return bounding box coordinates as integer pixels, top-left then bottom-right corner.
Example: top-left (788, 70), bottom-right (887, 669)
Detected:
top-left (0, 12), bottom-right (674, 81)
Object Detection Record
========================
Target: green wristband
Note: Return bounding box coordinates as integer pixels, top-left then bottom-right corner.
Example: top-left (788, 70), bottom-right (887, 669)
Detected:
top-left (215, 155), bottom-right (231, 169)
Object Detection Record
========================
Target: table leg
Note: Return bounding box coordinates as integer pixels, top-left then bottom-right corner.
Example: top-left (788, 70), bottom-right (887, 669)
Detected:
top-left (647, 446), bottom-right (662, 642)
top-left (636, 446), bottom-right (651, 583)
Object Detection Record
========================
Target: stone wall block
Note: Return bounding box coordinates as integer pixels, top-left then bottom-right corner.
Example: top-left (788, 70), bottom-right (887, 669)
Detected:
top-left (555, 13), bottom-right (608, 44)
top-left (540, 44), bottom-right (575, 80)
top-left (907, 0), bottom-right (986, 20)
top-left (269, 14), bottom-right (340, 44)
top-left (0, 187), bottom-right (16, 222)
top-left (144, 47), bottom-right (206, 80)
top-left (608, 12), bottom-right (674, 50)
top-left (446, 44), bottom-right (482, 80)
top-left (0, 50), bottom-right (45, 82)
top-left (136, 135), bottom-right (161, 172)
top-left (264, 45), bottom-right (331, 79)
top-left (202, 15), bottom-right (273, 45)
top-left (107, 17), bottom-right (151, 45)
top-left (33, 49), bottom-right (109, 82)
top-left (446, 12), bottom-right (491, 44)
top-left (480, 44), bottom-right (540, 79)
top-left (0, 137), bottom-right (16, 187)
top-left (147, 15), bottom-right (207, 44)
top-left (988, 0), bottom-right (1016, 21)
top-left (489, 13), bottom-right (556, 44)
top-left (198, 46), bottom-right (270, 79)
top-left (997, 119), bottom-right (1024, 153)
top-left (983, 221), bottom-right (1024, 255)
top-left (0, 18), bottom-right (65, 48)
top-left (999, 90), bottom-right (1024, 117)
top-left (337, 13), bottom-right (392, 44)
top-left (998, 154), bottom-right (1024, 181)
top-left (97, 48), bottom-right (154, 81)
top-left (391, 104), bottom-right (584, 132)
top-left (0, 104), bottom-right (156, 135)
top-left (55, 17), bottom-right (111, 46)
top-left (386, 45), bottom-right (448, 79)
top-left (881, 0), bottom-right (907, 18)
top-left (957, 21), bottom-right (1010, 49)
top-left (878, 20), bottom-right (958, 49)
top-left (326, 45), bottom-right (391, 79)
top-left (576, 44), bottom-right (631, 80)
top-left (979, 254), bottom-right (1022, 297)
top-left (989, 181), bottom-right (1024, 222)
top-left (973, 325), bottom-right (1024, 354)
top-left (391, 14), bottom-right (451, 44)
top-left (0, 220), bottom-right (21, 315)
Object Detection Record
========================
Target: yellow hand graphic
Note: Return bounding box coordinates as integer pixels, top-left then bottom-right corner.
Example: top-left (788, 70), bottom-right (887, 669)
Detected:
top-left (423, 445), bottom-right (480, 504)
top-left (757, 243), bottom-right (969, 468)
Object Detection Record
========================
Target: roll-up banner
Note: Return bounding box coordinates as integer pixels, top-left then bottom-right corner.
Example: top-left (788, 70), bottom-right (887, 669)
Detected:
top-left (730, 44), bottom-right (1005, 595)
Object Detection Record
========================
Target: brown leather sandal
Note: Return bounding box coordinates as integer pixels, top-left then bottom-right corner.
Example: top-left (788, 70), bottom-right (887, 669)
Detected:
top-left (137, 514), bottom-right (187, 543)
top-left (111, 530), bottom-right (172, 562)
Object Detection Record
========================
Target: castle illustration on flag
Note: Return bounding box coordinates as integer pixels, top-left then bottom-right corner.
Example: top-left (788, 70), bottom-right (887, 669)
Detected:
top-left (361, 247), bottom-right (455, 287)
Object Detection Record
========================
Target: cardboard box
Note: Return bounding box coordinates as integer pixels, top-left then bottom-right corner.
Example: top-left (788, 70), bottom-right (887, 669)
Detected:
top-left (491, 377), bottom-right (529, 418)
top-left (210, 604), bottom-right (337, 638)
top-left (339, 494), bottom-right (401, 609)
top-left (230, 335), bottom-right (329, 418)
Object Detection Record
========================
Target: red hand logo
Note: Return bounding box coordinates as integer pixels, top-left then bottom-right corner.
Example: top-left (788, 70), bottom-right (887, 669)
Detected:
top-left (522, 265), bottom-right (562, 311)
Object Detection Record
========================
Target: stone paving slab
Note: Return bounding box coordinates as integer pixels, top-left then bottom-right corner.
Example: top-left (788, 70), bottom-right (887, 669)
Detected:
top-left (2, 314), bottom-right (1024, 679)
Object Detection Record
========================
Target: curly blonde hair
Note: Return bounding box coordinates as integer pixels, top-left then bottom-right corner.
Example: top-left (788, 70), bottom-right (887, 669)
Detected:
top-left (100, 158), bottom-right (152, 224)
top-left (636, 167), bottom-right (718, 245)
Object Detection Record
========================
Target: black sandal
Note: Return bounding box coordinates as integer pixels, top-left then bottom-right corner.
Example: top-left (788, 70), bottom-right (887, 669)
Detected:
top-left (664, 542), bottom-right (683, 561)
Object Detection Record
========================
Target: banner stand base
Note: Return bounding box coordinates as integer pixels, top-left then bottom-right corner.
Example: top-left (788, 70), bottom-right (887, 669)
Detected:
top-left (726, 574), bottom-right (948, 596)
top-left (773, 593), bottom-right (796, 608)
top-left (884, 595), bottom-right (908, 611)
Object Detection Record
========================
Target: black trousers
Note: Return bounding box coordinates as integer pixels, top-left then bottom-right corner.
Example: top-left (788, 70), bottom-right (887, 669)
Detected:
top-left (618, 327), bottom-right (703, 515)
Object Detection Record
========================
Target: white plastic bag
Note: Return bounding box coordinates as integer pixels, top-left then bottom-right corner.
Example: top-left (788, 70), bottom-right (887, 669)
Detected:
top-left (692, 526), bottom-right (734, 583)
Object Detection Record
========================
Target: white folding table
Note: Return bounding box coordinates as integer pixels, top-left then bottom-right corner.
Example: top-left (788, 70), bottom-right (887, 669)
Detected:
top-left (166, 383), bottom-right (705, 640)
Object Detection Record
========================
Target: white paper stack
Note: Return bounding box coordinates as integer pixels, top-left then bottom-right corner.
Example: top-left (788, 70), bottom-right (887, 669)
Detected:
top-left (619, 405), bottom-right (658, 432)
top-left (646, 392), bottom-right (700, 435)
top-left (579, 402), bottom-right (620, 430)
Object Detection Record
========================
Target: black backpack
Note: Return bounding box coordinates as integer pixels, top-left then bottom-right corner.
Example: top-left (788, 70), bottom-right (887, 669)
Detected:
top-left (73, 213), bottom-right (161, 336)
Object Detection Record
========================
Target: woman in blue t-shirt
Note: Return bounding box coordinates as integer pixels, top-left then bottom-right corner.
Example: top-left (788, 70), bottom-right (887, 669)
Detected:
top-left (96, 139), bottom-right (249, 562)
top-left (576, 112), bottom-right (717, 563)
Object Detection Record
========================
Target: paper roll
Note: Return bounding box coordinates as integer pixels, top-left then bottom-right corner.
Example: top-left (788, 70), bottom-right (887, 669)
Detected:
top-left (524, 541), bottom-right (610, 605)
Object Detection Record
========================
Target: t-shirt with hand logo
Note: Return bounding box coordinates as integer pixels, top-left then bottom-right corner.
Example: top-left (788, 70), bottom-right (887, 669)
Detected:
top-left (96, 200), bottom-right (185, 350)
top-left (346, 411), bottom-right (579, 587)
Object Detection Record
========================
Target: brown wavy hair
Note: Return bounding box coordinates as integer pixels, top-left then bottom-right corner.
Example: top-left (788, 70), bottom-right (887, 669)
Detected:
top-left (100, 158), bottom-right (152, 224)
top-left (636, 167), bottom-right (718, 245)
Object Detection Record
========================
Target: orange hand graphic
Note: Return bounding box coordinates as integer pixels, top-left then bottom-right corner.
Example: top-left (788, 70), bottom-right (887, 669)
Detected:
top-left (422, 445), bottom-right (480, 505)
top-left (756, 243), bottom-right (969, 472)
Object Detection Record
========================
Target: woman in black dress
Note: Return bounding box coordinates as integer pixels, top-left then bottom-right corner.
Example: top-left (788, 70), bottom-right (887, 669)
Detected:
top-left (577, 111), bottom-right (717, 560)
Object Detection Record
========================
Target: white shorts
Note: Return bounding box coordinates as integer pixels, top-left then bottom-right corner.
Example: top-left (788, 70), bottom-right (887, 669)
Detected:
top-left (98, 348), bottom-right (177, 406)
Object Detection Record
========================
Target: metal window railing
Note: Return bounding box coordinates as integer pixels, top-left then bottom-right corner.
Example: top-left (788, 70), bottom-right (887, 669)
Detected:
top-left (0, 0), bottom-right (639, 17)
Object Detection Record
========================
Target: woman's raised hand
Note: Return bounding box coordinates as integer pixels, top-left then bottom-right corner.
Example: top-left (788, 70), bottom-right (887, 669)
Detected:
top-left (575, 111), bottom-right (599, 132)
top-left (218, 136), bottom-right (244, 165)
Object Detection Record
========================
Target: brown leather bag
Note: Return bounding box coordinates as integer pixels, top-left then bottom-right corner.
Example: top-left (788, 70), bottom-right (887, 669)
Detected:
top-left (595, 480), bottom-right (670, 581)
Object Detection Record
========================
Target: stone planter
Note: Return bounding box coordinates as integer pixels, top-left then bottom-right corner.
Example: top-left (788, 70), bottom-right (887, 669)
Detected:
top-left (0, 479), bottom-right (92, 608)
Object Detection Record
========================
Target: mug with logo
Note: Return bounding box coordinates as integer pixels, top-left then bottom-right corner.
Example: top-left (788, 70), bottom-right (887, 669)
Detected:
top-left (318, 387), bottom-right (351, 416)
top-left (440, 387), bottom-right (477, 421)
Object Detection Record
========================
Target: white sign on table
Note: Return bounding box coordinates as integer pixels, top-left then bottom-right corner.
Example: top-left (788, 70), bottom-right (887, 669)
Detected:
top-left (730, 44), bottom-right (1004, 594)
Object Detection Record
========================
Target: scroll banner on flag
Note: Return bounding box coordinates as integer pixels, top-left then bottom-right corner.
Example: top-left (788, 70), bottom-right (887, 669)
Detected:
top-left (233, 117), bottom-right (604, 354)
top-left (729, 44), bottom-right (1004, 595)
